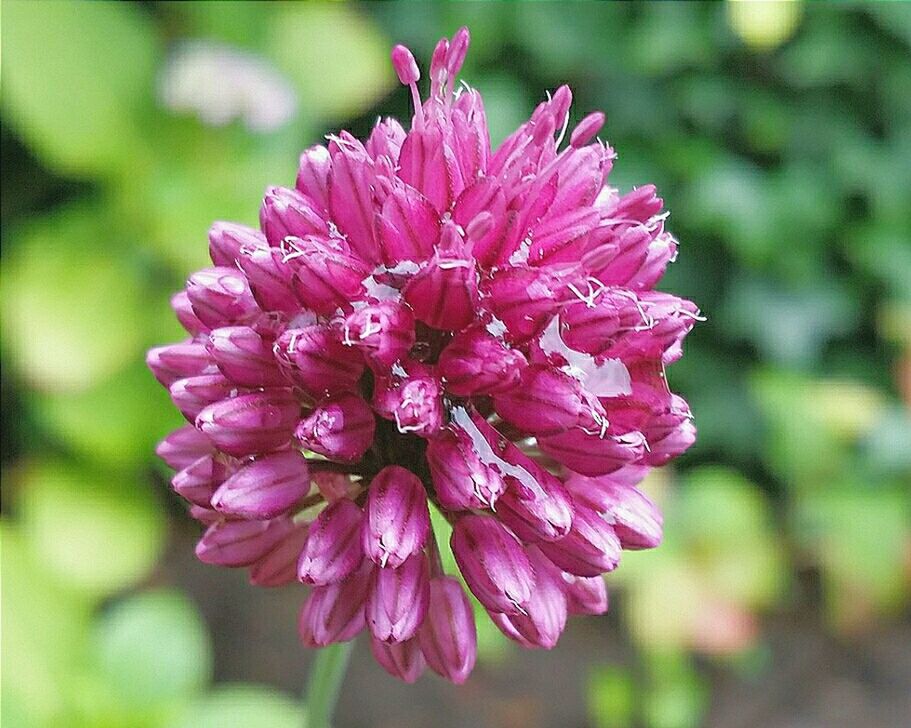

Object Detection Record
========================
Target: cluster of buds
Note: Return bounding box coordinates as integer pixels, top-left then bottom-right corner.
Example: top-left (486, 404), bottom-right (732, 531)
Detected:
top-left (149, 27), bottom-right (699, 684)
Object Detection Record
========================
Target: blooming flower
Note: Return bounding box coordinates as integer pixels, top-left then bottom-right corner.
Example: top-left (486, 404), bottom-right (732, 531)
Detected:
top-left (149, 27), bottom-right (699, 684)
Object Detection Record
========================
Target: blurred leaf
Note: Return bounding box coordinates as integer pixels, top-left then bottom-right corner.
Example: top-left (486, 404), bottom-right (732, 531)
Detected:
top-left (17, 461), bottom-right (165, 597)
top-left (2, 204), bottom-right (151, 392)
top-left (473, 74), bottom-right (532, 148)
top-left (34, 361), bottom-right (182, 468)
top-left (169, 685), bottom-right (302, 728)
top-left (588, 665), bottom-right (635, 728)
top-left (1, 0), bottom-right (157, 176)
top-left (94, 590), bottom-right (213, 710)
top-left (267, 4), bottom-right (393, 124)
top-left (642, 652), bottom-right (709, 728)
top-left (1, 526), bottom-right (92, 727)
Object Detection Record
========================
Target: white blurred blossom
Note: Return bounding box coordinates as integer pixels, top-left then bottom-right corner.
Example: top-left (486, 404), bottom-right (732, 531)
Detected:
top-left (159, 41), bottom-right (298, 132)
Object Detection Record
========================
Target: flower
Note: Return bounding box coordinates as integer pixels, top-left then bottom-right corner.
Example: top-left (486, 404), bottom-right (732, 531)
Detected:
top-left (149, 27), bottom-right (699, 684)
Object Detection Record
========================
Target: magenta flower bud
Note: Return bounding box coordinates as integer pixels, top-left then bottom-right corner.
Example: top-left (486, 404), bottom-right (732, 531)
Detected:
top-left (367, 553), bottom-right (430, 643)
top-left (538, 428), bottom-right (646, 477)
top-left (169, 373), bottom-right (236, 421)
top-left (445, 26), bottom-right (470, 77)
top-left (565, 473), bottom-right (662, 550)
top-left (273, 325), bottom-right (365, 397)
top-left (208, 221), bottom-right (266, 267)
top-left (495, 459), bottom-right (575, 543)
top-left (294, 392), bottom-right (375, 463)
top-left (538, 504), bottom-right (621, 577)
top-left (287, 236), bottom-right (370, 315)
top-left (418, 577), bottom-right (477, 684)
top-left (206, 326), bottom-right (286, 388)
top-left (391, 44), bottom-right (420, 85)
top-left (604, 293), bottom-right (700, 364)
top-left (490, 548), bottom-right (567, 649)
top-left (195, 391), bottom-right (300, 457)
top-left (260, 186), bottom-right (328, 245)
top-left (343, 300), bottom-right (416, 367)
top-left (248, 520), bottom-right (310, 587)
top-left (370, 637), bottom-right (425, 683)
top-left (187, 267), bottom-right (259, 329)
top-left (426, 429), bottom-right (506, 511)
top-left (328, 145), bottom-right (380, 260)
top-left (172, 453), bottom-right (238, 507)
top-left (147, 341), bottom-right (213, 387)
top-left (645, 417), bottom-right (696, 466)
top-left (211, 450), bottom-right (310, 520)
top-left (299, 562), bottom-right (371, 647)
top-left (559, 289), bottom-right (646, 355)
top-left (372, 368), bottom-right (444, 437)
top-left (362, 466), bottom-right (430, 569)
top-left (493, 365), bottom-right (591, 436)
top-left (570, 111), bottom-right (606, 148)
top-left (451, 515), bottom-right (536, 615)
top-left (561, 572), bottom-right (609, 616)
top-left (313, 471), bottom-right (355, 503)
top-left (453, 178), bottom-right (507, 267)
top-left (482, 266), bottom-right (568, 342)
top-left (296, 145), bottom-right (331, 212)
top-left (236, 245), bottom-right (299, 314)
top-left (297, 498), bottom-right (364, 585)
top-left (628, 232), bottom-right (678, 291)
top-left (196, 516), bottom-right (293, 567)
top-left (403, 254), bottom-right (479, 331)
top-left (376, 181), bottom-right (440, 264)
top-left (156, 424), bottom-right (214, 470)
top-left (437, 327), bottom-right (526, 396)
top-left (188, 505), bottom-right (222, 526)
top-left (171, 291), bottom-right (209, 336)
top-left (366, 117), bottom-right (406, 163)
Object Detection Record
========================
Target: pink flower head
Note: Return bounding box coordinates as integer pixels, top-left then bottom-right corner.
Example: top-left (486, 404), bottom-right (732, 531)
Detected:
top-left (150, 27), bottom-right (698, 683)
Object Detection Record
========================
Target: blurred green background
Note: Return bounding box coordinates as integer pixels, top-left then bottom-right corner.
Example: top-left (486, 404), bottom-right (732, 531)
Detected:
top-left (2, 2), bottom-right (910, 727)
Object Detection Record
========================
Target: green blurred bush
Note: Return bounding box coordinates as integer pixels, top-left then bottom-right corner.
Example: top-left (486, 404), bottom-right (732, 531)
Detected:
top-left (2, 2), bottom-right (909, 728)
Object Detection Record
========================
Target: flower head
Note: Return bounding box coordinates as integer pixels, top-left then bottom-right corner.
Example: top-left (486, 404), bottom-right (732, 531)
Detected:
top-left (150, 27), bottom-right (699, 684)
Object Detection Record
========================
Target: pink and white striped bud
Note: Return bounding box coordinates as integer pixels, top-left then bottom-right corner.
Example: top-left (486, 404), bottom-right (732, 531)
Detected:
top-left (418, 576), bottom-right (477, 684)
top-left (208, 221), bottom-right (266, 267)
top-left (237, 245), bottom-right (299, 314)
top-left (171, 291), bottom-right (209, 336)
top-left (196, 516), bottom-right (293, 567)
top-left (490, 548), bottom-right (568, 649)
top-left (451, 515), bottom-right (536, 615)
top-left (287, 236), bottom-right (370, 315)
top-left (426, 428), bottom-right (506, 511)
top-left (376, 184), bottom-right (440, 264)
top-left (294, 392), bottom-right (375, 463)
top-left (299, 562), bottom-right (371, 647)
top-left (273, 325), bottom-right (365, 397)
top-left (538, 428), bottom-right (646, 477)
top-left (538, 504), bottom-right (622, 577)
top-left (367, 553), bottom-right (430, 643)
top-left (195, 391), bottom-right (300, 457)
top-left (156, 424), bottom-right (214, 470)
top-left (561, 572), bottom-right (609, 615)
top-left (493, 365), bottom-right (594, 436)
top-left (362, 466), bottom-right (430, 569)
top-left (297, 498), bottom-right (364, 586)
top-left (295, 145), bottom-right (332, 213)
top-left (565, 473), bottom-right (663, 550)
top-left (437, 327), bottom-right (526, 396)
top-left (495, 457), bottom-right (575, 543)
top-left (248, 520), bottom-right (310, 587)
top-left (206, 326), bottom-right (286, 388)
top-left (170, 373), bottom-right (236, 421)
top-left (372, 367), bottom-right (444, 437)
top-left (147, 341), bottom-right (213, 387)
top-left (211, 450), bottom-right (310, 520)
top-left (172, 453), bottom-right (238, 507)
top-left (403, 254), bottom-right (479, 331)
top-left (570, 111), bottom-right (606, 149)
top-left (343, 300), bottom-right (416, 367)
top-left (482, 266), bottom-right (569, 342)
top-left (260, 186), bottom-right (328, 245)
top-left (370, 637), bottom-right (425, 683)
top-left (186, 267), bottom-right (259, 329)
top-left (391, 44), bottom-right (420, 85)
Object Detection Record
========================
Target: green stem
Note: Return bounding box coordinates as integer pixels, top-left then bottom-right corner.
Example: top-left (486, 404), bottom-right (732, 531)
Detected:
top-left (304, 641), bottom-right (353, 728)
